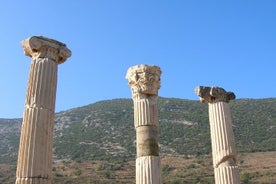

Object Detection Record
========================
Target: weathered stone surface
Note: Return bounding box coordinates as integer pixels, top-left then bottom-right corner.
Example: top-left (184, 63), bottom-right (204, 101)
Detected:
top-left (22, 36), bottom-right (71, 64)
top-left (24, 57), bottom-right (58, 110)
top-left (215, 166), bottom-right (240, 184)
top-left (132, 95), bottom-right (158, 127)
top-left (195, 86), bottom-right (235, 103)
top-left (126, 64), bottom-right (161, 97)
top-left (127, 64), bottom-right (162, 184)
top-left (209, 102), bottom-right (237, 168)
top-left (195, 86), bottom-right (240, 184)
top-left (136, 126), bottom-right (159, 157)
top-left (16, 36), bottom-right (71, 184)
top-left (136, 156), bottom-right (161, 184)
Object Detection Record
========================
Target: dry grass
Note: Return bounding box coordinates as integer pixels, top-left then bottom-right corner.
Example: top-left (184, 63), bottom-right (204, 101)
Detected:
top-left (1, 151), bottom-right (275, 183)
top-left (238, 152), bottom-right (276, 183)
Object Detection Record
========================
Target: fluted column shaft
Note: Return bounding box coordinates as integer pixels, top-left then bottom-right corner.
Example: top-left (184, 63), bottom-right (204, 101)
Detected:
top-left (209, 102), bottom-right (240, 184)
top-left (126, 64), bottom-right (162, 184)
top-left (195, 86), bottom-right (240, 184)
top-left (134, 94), bottom-right (161, 184)
top-left (16, 36), bottom-right (71, 184)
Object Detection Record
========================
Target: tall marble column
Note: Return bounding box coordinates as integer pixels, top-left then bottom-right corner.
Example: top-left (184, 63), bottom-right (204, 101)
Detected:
top-left (126, 64), bottom-right (162, 184)
top-left (16, 36), bottom-right (71, 184)
top-left (195, 86), bottom-right (240, 184)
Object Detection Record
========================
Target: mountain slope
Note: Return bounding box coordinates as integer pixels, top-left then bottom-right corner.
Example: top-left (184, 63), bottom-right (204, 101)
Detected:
top-left (0, 97), bottom-right (275, 164)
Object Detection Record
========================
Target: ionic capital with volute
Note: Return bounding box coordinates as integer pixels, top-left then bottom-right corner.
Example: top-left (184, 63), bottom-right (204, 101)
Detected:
top-left (21, 36), bottom-right (71, 64)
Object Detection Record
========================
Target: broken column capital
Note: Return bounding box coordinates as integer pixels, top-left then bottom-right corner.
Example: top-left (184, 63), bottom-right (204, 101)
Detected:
top-left (126, 64), bottom-right (161, 98)
top-left (21, 36), bottom-right (71, 64)
top-left (195, 85), bottom-right (240, 183)
top-left (195, 86), bottom-right (235, 103)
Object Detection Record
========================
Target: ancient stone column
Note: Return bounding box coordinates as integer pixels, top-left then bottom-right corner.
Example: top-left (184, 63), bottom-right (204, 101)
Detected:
top-left (16, 36), bottom-right (71, 184)
top-left (195, 86), bottom-right (240, 184)
top-left (126, 64), bottom-right (162, 184)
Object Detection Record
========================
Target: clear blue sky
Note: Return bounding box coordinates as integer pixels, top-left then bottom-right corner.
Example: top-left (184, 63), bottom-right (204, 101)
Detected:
top-left (1, 1), bottom-right (275, 118)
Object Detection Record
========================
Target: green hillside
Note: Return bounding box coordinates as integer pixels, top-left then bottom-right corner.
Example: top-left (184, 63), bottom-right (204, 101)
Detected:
top-left (55, 97), bottom-right (276, 162)
top-left (1, 97), bottom-right (276, 183)
top-left (1, 98), bottom-right (276, 164)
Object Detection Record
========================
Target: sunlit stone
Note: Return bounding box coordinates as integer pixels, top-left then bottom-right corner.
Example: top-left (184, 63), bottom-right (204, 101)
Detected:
top-left (195, 86), bottom-right (240, 184)
top-left (16, 36), bottom-right (71, 184)
top-left (126, 64), bottom-right (162, 184)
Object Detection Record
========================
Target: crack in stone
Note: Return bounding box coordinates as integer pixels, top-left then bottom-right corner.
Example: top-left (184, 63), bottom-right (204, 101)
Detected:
top-left (216, 155), bottom-right (236, 168)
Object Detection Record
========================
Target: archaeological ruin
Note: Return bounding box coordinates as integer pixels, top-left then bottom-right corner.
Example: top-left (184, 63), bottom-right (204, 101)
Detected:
top-left (15, 36), bottom-right (71, 184)
top-left (14, 36), bottom-right (242, 184)
top-left (195, 86), bottom-right (240, 184)
top-left (126, 64), bottom-right (162, 184)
